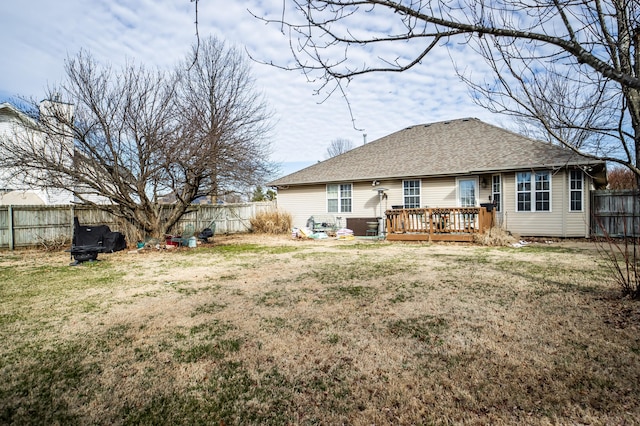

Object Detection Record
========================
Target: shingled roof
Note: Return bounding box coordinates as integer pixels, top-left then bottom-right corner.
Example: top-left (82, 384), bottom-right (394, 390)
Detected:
top-left (268, 118), bottom-right (605, 187)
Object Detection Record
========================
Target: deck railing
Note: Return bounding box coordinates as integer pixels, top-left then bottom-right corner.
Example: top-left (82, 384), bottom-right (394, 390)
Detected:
top-left (385, 207), bottom-right (494, 242)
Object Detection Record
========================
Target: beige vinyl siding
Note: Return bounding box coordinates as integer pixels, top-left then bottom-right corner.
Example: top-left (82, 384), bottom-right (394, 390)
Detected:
top-left (565, 171), bottom-right (591, 238)
top-left (370, 178), bottom-right (458, 209)
top-left (277, 181), bottom-right (404, 229)
top-left (277, 168), bottom-right (593, 237)
top-left (423, 177), bottom-right (457, 207)
top-left (275, 184), bottom-right (328, 228)
top-left (501, 170), bottom-right (589, 237)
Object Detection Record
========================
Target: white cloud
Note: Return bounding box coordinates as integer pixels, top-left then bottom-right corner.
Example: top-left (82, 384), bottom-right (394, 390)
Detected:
top-left (0, 0), bottom-right (503, 174)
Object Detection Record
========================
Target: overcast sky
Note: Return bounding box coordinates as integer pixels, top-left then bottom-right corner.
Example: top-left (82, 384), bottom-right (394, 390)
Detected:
top-left (0, 0), bottom-right (505, 178)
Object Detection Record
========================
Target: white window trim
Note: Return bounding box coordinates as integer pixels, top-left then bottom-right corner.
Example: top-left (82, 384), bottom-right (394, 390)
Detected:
top-left (326, 183), bottom-right (353, 213)
top-left (491, 174), bottom-right (502, 212)
top-left (515, 171), bottom-right (552, 213)
top-left (569, 170), bottom-right (584, 212)
top-left (455, 177), bottom-right (479, 207)
top-left (402, 179), bottom-right (422, 208)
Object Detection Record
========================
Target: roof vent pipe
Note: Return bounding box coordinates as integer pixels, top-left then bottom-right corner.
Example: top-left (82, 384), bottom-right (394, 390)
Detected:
top-left (363, 133), bottom-right (367, 145)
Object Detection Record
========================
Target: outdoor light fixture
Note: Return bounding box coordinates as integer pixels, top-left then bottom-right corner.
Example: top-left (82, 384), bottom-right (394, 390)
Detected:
top-left (480, 177), bottom-right (488, 189)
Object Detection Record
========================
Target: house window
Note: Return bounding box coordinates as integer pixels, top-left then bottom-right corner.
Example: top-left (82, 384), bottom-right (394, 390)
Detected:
top-left (403, 180), bottom-right (421, 208)
top-left (458, 178), bottom-right (477, 207)
top-left (327, 183), bottom-right (352, 213)
top-left (516, 171), bottom-right (551, 212)
top-left (491, 174), bottom-right (501, 212)
top-left (570, 170), bottom-right (583, 211)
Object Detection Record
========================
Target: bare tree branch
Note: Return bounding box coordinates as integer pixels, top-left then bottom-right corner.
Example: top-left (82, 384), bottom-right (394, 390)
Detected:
top-left (254, 0), bottom-right (640, 183)
top-left (325, 137), bottom-right (354, 158)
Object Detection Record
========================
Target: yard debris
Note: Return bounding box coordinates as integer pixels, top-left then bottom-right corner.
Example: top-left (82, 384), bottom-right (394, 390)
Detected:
top-left (292, 226), bottom-right (355, 240)
top-left (336, 228), bottom-right (355, 240)
top-left (473, 226), bottom-right (516, 246)
top-left (512, 240), bottom-right (531, 248)
top-left (293, 227), bottom-right (313, 238)
top-left (308, 232), bottom-right (329, 239)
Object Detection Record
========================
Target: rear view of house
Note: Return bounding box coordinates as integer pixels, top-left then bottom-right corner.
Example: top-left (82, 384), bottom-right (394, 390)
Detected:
top-left (268, 118), bottom-right (607, 238)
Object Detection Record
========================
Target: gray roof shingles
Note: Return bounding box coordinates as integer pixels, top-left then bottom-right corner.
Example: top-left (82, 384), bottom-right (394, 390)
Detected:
top-left (268, 118), bottom-right (603, 186)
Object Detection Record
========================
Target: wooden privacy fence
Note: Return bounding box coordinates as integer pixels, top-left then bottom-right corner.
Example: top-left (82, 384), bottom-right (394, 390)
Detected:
top-left (385, 207), bottom-right (495, 242)
top-left (0, 202), bottom-right (276, 249)
top-left (591, 190), bottom-right (640, 238)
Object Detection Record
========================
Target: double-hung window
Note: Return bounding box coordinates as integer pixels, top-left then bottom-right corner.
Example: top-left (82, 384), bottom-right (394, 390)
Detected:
top-left (570, 170), bottom-right (583, 211)
top-left (403, 180), bottom-right (421, 208)
top-left (516, 171), bottom-right (551, 212)
top-left (327, 183), bottom-right (352, 213)
top-left (491, 175), bottom-right (501, 212)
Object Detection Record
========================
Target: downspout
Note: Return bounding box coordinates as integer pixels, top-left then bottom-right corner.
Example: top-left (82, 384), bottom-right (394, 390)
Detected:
top-left (585, 174), bottom-right (591, 239)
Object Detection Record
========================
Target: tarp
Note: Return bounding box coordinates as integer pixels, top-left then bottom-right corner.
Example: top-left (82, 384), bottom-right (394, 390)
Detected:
top-left (68, 217), bottom-right (126, 264)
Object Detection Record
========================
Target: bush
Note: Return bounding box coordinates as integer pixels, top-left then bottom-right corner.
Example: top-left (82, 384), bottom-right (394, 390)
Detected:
top-left (594, 235), bottom-right (640, 299)
top-left (250, 211), bottom-right (292, 234)
top-left (37, 234), bottom-right (72, 251)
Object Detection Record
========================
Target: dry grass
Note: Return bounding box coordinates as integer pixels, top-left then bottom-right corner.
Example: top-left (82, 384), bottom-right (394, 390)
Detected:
top-left (250, 210), bottom-right (293, 234)
top-left (473, 226), bottom-right (517, 246)
top-left (1, 235), bottom-right (639, 425)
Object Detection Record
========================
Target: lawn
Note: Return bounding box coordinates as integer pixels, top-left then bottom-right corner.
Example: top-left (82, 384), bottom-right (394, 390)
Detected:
top-left (1, 235), bottom-right (639, 425)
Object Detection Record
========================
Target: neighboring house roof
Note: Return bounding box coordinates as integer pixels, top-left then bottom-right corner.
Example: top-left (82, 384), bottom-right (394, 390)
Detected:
top-left (0, 102), bottom-right (36, 125)
top-left (0, 190), bottom-right (46, 205)
top-left (268, 118), bottom-right (606, 187)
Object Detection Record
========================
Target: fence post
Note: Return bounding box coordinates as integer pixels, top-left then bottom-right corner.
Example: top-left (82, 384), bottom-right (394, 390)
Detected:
top-left (8, 205), bottom-right (14, 251)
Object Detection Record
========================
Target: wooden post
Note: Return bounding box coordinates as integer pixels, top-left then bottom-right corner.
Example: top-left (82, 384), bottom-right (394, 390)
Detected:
top-left (428, 208), bottom-right (434, 240)
top-left (8, 205), bottom-right (14, 251)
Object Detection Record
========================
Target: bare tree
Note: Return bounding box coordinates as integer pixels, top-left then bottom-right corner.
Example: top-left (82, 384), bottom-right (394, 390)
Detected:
top-left (0, 43), bottom-right (273, 239)
top-left (257, 0), bottom-right (640, 184)
top-left (325, 137), bottom-right (354, 158)
top-left (176, 36), bottom-right (274, 203)
top-left (608, 165), bottom-right (639, 189)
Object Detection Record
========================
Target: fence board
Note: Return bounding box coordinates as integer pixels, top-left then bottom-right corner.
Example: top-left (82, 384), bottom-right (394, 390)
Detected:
top-left (0, 202), bottom-right (275, 249)
top-left (591, 190), bottom-right (640, 237)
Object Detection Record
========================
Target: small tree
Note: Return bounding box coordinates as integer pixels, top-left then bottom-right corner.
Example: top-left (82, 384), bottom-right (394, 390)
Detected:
top-left (608, 166), bottom-right (639, 190)
top-left (251, 186), bottom-right (276, 202)
top-left (325, 138), bottom-right (354, 158)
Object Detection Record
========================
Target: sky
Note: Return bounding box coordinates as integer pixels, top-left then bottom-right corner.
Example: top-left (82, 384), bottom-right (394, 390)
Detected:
top-left (0, 0), bottom-right (504, 179)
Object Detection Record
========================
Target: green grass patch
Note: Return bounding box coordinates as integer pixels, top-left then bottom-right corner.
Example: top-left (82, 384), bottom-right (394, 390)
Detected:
top-left (387, 315), bottom-right (448, 344)
top-left (189, 320), bottom-right (235, 339)
top-left (300, 257), bottom-right (414, 285)
top-left (326, 285), bottom-right (376, 299)
top-left (210, 244), bottom-right (301, 257)
top-left (254, 289), bottom-right (300, 307)
top-left (192, 301), bottom-right (227, 316)
top-left (336, 242), bottom-right (392, 250)
top-left (174, 339), bottom-right (242, 362)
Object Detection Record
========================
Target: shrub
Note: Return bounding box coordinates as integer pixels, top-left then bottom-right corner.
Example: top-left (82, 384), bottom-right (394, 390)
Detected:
top-left (36, 234), bottom-right (72, 251)
top-left (594, 234), bottom-right (640, 299)
top-left (250, 211), bottom-right (292, 234)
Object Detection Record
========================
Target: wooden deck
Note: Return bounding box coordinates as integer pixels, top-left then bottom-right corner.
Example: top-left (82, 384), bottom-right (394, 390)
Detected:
top-left (385, 207), bottom-right (495, 242)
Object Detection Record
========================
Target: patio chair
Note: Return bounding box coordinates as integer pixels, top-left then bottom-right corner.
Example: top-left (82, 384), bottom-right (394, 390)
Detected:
top-left (198, 221), bottom-right (216, 243)
top-left (170, 224), bottom-right (196, 247)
